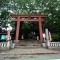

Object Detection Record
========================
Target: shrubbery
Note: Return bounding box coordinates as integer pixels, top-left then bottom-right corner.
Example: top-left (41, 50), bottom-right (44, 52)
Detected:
top-left (52, 33), bottom-right (60, 42)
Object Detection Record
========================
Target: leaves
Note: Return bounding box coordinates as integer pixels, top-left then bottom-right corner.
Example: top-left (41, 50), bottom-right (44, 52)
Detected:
top-left (0, 10), bottom-right (12, 27)
top-left (0, 0), bottom-right (60, 38)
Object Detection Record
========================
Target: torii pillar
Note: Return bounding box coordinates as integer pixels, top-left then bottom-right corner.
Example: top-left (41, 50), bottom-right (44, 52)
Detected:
top-left (15, 16), bottom-right (20, 40)
top-left (39, 17), bottom-right (43, 41)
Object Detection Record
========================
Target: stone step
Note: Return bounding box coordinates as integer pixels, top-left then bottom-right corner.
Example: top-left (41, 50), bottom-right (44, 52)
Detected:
top-left (15, 45), bottom-right (42, 49)
top-left (15, 43), bottom-right (42, 48)
top-left (16, 44), bottom-right (41, 46)
top-left (15, 40), bottom-right (42, 49)
top-left (15, 40), bottom-right (41, 46)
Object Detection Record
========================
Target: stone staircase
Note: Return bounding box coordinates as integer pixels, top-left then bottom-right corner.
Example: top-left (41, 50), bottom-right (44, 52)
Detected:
top-left (0, 40), bottom-right (58, 58)
top-left (15, 40), bottom-right (42, 49)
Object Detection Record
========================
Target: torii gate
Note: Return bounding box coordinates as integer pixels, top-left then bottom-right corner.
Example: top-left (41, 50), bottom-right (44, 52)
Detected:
top-left (11, 14), bottom-right (47, 41)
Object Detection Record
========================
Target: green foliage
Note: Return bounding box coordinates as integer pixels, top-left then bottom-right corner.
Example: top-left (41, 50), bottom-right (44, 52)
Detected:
top-left (0, 10), bottom-right (12, 27)
top-left (0, 0), bottom-right (9, 8)
top-left (21, 22), bottom-right (31, 31)
top-left (0, 10), bottom-right (10, 20)
top-left (52, 33), bottom-right (60, 42)
top-left (21, 22), bottom-right (38, 35)
top-left (0, 0), bottom-right (60, 40)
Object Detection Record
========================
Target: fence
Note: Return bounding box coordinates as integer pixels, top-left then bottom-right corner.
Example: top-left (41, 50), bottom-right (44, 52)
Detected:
top-left (0, 41), bottom-right (15, 49)
top-left (0, 42), bottom-right (7, 48)
top-left (49, 42), bottom-right (60, 48)
top-left (42, 42), bottom-right (60, 48)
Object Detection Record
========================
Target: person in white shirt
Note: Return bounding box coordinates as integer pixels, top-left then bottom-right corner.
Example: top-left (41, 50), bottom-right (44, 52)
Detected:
top-left (43, 33), bottom-right (46, 42)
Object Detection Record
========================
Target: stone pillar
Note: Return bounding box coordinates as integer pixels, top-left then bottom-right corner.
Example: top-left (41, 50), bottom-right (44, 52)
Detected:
top-left (45, 28), bottom-right (50, 48)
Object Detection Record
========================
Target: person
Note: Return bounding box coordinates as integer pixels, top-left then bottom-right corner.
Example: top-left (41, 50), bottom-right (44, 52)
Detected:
top-left (43, 33), bottom-right (46, 42)
top-left (48, 31), bottom-right (52, 42)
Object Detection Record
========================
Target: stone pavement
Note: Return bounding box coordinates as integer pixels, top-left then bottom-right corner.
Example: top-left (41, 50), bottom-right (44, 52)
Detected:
top-left (0, 47), bottom-right (59, 58)
top-left (0, 54), bottom-right (60, 60)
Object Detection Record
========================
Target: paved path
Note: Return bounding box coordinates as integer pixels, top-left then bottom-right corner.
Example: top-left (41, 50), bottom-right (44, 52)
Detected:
top-left (0, 47), bottom-right (59, 58)
top-left (0, 48), bottom-right (58, 54)
top-left (0, 54), bottom-right (60, 60)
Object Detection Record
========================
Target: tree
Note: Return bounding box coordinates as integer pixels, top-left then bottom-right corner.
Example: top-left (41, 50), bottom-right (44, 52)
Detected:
top-left (43, 0), bottom-right (60, 33)
top-left (0, 0), bottom-right (60, 40)
top-left (0, 10), bottom-right (12, 28)
top-left (0, 0), bottom-right (9, 7)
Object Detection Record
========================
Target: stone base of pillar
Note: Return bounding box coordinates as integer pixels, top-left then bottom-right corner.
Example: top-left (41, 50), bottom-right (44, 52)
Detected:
top-left (14, 40), bottom-right (19, 43)
top-left (40, 40), bottom-right (44, 43)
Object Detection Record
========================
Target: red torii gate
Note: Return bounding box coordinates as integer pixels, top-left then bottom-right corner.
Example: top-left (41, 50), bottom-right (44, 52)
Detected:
top-left (11, 14), bottom-right (47, 41)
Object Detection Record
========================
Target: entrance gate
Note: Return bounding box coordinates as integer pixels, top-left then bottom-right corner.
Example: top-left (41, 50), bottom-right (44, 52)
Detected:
top-left (11, 14), bottom-right (46, 41)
